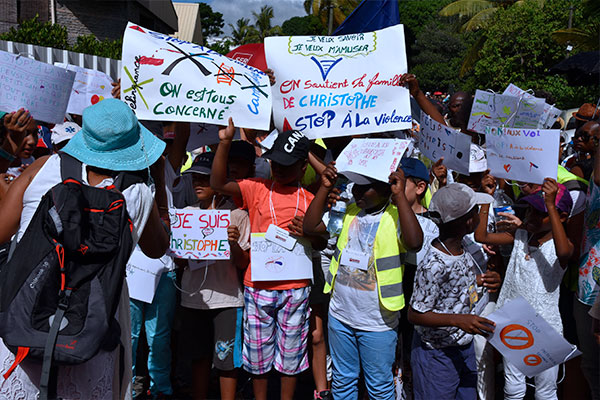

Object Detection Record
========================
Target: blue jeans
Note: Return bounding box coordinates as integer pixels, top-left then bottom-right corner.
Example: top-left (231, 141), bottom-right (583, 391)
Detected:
top-left (328, 314), bottom-right (397, 400)
top-left (130, 270), bottom-right (177, 396)
top-left (411, 333), bottom-right (477, 400)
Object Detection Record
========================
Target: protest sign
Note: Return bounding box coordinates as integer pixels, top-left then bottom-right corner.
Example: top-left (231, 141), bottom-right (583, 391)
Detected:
top-left (55, 63), bottom-right (114, 115)
top-left (121, 22), bottom-right (272, 129)
top-left (468, 90), bottom-right (546, 134)
top-left (502, 84), bottom-right (561, 129)
top-left (418, 112), bottom-right (471, 174)
top-left (264, 24), bottom-right (411, 139)
top-left (487, 297), bottom-right (580, 377)
top-left (0, 51), bottom-right (75, 124)
top-left (485, 126), bottom-right (559, 185)
top-left (250, 233), bottom-right (313, 281)
top-left (126, 251), bottom-right (169, 303)
top-left (336, 138), bottom-right (410, 183)
top-left (168, 208), bottom-right (231, 260)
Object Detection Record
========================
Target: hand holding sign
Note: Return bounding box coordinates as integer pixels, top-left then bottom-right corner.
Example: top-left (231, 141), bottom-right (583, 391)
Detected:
top-left (454, 314), bottom-right (496, 336)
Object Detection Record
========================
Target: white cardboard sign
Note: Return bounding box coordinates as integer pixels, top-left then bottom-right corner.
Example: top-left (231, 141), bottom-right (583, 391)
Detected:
top-left (265, 24), bottom-right (412, 139)
top-left (487, 297), bottom-right (580, 377)
top-left (418, 112), bottom-right (472, 175)
top-left (502, 84), bottom-right (561, 129)
top-left (335, 138), bottom-right (410, 183)
top-left (167, 208), bottom-right (231, 260)
top-left (121, 22), bottom-right (272, 129)
top-left (126, 250), bottom-right (168, 303)
top-left (0, 51), bottom-right (75, 123)
top-left (485, 126), bottom-right (559, 185)
top-left (55, 63), bottom-right (114, 115)
top-left (468, 90), bottom-right (546, 134)
top-left (250, 233), bottom-right (313, 281)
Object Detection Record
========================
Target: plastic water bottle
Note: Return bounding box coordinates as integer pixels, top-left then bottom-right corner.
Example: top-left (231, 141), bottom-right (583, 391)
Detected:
top-left (326, 183), bottom-right (348, 236)
top-left (492, 188), bottom-right (515, 221)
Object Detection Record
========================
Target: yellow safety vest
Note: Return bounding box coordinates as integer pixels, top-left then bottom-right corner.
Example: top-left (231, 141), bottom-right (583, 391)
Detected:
top-left (324, 203), bottom-right (406, 311)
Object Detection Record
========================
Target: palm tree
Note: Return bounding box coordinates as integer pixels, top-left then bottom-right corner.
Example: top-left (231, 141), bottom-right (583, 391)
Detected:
top-left (439, 0), bottom-right (544, 75)
top-left (308, 0), bottom-right (360, 34)
top-left (552, 0), bottom-right (599, 51)
top-left (253, 5), bottom-right (276, 41)
top-left (229, 18), bottom-right (259, 45)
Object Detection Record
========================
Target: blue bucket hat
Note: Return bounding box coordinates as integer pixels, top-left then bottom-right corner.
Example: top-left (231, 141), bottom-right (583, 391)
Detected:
top-left (62, 99), bottom-right (165, 171)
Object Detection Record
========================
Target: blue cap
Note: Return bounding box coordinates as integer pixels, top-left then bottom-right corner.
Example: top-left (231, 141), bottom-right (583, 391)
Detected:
top-left (62, 99), bottom-right (165, 171)
top-left (400, 158), bottom-right (429, 182)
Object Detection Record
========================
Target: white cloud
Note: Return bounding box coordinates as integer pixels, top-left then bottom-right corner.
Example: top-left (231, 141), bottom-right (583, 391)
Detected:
top-left (208, 0), bottom-right (307, 37)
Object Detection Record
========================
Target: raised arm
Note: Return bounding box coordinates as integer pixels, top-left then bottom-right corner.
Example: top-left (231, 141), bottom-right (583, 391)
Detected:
top-left (474, 172), bottom-right (515, 246)
top-left (210, 117), bottom-right (242, 198)
top-left (399, 74), bottom-right (446, 126)
top-left (389, 168), bottom-right (423, 251)
top-left (303, 161), bottom-right (337, 237)
top-left (167, 122), bottom-right (190, 173)
top-left (543, 178), bottom-right (573, 267)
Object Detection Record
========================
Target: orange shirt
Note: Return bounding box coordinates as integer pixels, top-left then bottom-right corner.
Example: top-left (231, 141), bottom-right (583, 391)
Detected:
top-left (238, 178), bottom-right (315, 290)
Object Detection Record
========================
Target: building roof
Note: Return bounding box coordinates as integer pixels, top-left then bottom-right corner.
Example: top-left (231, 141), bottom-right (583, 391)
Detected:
top-left (172, 2), bottom-right (203, 44)
top-left (135, 0), bottom-right (178, 32)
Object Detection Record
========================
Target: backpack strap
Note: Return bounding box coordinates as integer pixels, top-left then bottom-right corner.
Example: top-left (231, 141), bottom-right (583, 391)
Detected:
top-left (113, 169), bottom-right (148, 193)
top-left (58, 151), bottom-right (83, 182)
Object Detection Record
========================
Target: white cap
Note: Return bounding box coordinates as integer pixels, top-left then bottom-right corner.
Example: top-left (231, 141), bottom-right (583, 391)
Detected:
top-left (429, 183), bottom-right (493, 224)
top-left (51, 122), bottom-right (81, 145)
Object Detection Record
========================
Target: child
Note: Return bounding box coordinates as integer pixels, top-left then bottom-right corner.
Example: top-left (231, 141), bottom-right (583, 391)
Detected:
top-left (177, 152), bottom-right (250, 400)
top-left (303, 161), bottom-right (423, 400)
top-left (408, 183), bottom-right (496, 400)
top-left (475, 178), bottom-right (574, 400)
top-left (210, 118), bottom-right (325, 400)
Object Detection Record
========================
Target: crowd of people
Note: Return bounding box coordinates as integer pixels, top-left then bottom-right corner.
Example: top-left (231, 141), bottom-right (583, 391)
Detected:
top-left (0, 43), bottom-right (598, 400)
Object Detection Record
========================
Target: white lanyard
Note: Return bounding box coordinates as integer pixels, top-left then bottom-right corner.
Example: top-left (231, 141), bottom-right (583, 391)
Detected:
top-left (268, 182), bottom-right (307, 226)
top-left (358, 201), bottom-right (388, 250)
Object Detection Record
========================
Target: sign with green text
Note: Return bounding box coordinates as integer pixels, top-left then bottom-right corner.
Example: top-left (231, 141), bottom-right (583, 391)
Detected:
top-left (121, 22), bottom-right (272, 129)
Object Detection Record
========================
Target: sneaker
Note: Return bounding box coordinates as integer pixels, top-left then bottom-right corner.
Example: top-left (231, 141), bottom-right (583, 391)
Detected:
top-left (314, 389), bottom-right (332, 400)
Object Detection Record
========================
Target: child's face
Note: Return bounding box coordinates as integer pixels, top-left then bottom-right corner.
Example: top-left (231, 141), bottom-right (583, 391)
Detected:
top-left (352, 182), bottom-right (390, 212)
top-left (228, 157), bottom-right (254, 180)
top-left (404, 177), bottom-right (427, 206)
top-left (191, 173), bottom-right (215, 202)
top-left (464, 206), bottom-right (481, 234)
top-left (18, 130), bottom-right (38, 159)
top-left (523, 207), bottom-right (551, 234)
top-left (271, 160), bottom-right (306, 185)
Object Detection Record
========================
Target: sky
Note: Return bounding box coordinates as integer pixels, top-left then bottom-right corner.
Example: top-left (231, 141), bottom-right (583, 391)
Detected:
top-left (173, 0), bottom-right (308, 37)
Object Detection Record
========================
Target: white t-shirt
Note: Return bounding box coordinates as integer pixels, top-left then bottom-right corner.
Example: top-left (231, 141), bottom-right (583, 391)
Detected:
top-left (329, 209), bottom-right (402, 332)
top-left (180, 201), bottom-right (250, 309)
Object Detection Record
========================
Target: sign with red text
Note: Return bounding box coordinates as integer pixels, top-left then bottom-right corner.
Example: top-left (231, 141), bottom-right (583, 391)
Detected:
top-left (336, 138), bottom-right (411, 183)
top-left (168, 208), bottom-right (231, 260)
top-left (265, 24), bottom-right (411, 139)
top-left (121, 22), bottom-right (272, 129)
top-left (418, 112), bottom-right (471, 175)
top-left (487, 297), bottom-right (580, 377)
top-left (0, 51), bottom-right (75, 124)
top-left (485, 126), bottom-right (559, 184)
top-left (55, 63), bottom-right (114, 115)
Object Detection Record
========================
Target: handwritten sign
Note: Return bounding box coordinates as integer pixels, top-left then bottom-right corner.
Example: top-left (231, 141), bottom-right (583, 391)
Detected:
top-left (418, 112), bottom-right (471, 175)
top-left (468, 90), bottom-right (546, 134)
top-left (485, 126), bottom-right (559, 185)
top-left (126, 249), bottom-right (169, 303)
top-left (487, 297), bottom-right (580, 377)
top-left (121, 22), bottom-right (272, 129)
top-left (0, 51), bottom-right (75, 124)
top-left (55, 63), bottom-right (114, 115)
top-left (336, 138), bottom-right (410, 183)
top-left (264, 24), bottom-right (411, 139)
top-left (167, 208), bottom-right (231, 260)
top-left (502, 84), bottom-right (561, 129)
top-left (251, 233), bottom-right (313, 281)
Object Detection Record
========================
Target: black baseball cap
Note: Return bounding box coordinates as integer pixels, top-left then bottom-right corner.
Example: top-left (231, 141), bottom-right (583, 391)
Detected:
top-left (229, 140), bottom-right (256, 164)
top-left (183, 152), bottom-right (214, 175)
top-left (262, 130), bottom-right (310, 166)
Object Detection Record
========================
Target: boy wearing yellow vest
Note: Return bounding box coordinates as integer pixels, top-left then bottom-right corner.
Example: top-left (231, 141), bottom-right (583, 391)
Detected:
top-left (304, 161), bottom-right (423, 400)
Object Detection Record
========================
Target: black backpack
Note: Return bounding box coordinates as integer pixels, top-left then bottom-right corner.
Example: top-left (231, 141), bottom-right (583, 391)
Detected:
top-left (0, 152), bottom-right (145, 399)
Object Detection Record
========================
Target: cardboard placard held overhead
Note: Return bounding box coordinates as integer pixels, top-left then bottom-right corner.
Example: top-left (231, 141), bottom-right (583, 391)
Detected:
top-left (265, 25), bottom-right (412, 139)
top-left (121, 22), bottom-right (272, 129)
top-left (335, 138), bottom-right (411, 183)
top-left (0, 51), bottom-right (75, 123)
top-left (55, 63), bottom-right (114, 115)
top-left (168, 209), bottom-right (231, 260)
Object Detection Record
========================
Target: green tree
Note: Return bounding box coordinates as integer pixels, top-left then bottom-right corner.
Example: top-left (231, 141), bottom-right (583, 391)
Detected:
top-left (0, 15), bottom-right (68, 49)
top-left (552, 0), bottom-right (599, 51)
top-left (197, 3), bottom-right (224, 38)
top-left (228, 17), bottom-right (259, 45)
top-left (308, 0), bottom-right (360, 34)
top-left (209, 39), bottom-right (233, 55)
top-left (252, 5), bottom-right (281, 41)
top-left (470, 0), bottom-right (597, 108)
top-left (281, 15), bottom-right (327, 36)
top-left (70, 34), bottom-right (122, 59)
